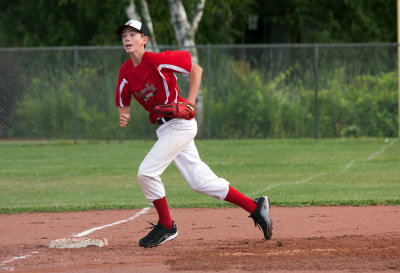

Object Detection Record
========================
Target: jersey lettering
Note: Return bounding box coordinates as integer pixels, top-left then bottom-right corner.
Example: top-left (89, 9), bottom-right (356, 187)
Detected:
top-left (138, 83), bottom-right (158, 102)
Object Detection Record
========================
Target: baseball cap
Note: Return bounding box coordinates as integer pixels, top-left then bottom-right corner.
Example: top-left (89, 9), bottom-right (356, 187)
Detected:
top-left (116, 19), bottom-right (148, 36)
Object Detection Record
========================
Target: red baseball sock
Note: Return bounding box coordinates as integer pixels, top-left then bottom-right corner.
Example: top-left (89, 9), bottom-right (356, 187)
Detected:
top-left (224, 186), bottom-right (257, 214)
top-left (153, 197), bottom-right (173, 229)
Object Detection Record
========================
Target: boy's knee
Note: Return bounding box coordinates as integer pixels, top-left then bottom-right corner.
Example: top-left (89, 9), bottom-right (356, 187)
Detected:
top-left (137, 165), bottom-right (149, 181)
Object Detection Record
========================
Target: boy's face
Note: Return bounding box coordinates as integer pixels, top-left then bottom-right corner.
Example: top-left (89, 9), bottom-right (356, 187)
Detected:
top-left (121, 28), bottom-right (148, 54)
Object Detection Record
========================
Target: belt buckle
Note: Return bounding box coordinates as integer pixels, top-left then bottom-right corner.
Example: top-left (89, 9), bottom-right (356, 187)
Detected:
top-left (157, 117), bottom-right (166, 125)
top-left (157, 117), bottom-right (172, 126)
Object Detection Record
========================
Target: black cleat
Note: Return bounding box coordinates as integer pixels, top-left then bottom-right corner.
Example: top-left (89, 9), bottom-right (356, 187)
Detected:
top-left (139, 221), bottom-right (178, 248)
top-left (249, 196), bottom-right (272, 240)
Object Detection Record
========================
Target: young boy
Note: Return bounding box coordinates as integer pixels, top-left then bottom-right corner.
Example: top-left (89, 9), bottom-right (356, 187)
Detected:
top-left (115, 20), bottom-right (272, 248)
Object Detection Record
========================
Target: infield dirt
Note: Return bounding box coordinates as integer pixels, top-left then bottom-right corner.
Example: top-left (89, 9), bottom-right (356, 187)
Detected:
top-left (1, 206), bottom-right (399, 272)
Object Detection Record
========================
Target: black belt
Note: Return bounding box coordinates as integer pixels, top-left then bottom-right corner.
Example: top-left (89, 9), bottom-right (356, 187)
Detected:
top-left (156, 117), bottom-right (173, 125)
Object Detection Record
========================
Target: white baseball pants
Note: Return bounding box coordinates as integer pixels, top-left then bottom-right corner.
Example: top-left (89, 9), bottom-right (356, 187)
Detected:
top-left (137, 118), bottom-right (230, 202)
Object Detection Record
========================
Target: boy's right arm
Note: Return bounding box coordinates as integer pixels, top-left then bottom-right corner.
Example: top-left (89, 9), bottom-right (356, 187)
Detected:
top-left (118, 106), bottom-right (131, 127)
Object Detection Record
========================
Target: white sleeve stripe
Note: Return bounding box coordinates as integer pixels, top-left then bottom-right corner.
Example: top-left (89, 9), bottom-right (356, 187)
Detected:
top-left (119, 78), bottom-right (128, 107)
top-left (174, 88), bottom-right (178, 103)
top-left (158, 64), bottom-right (189, 104)
top-left (157, 70), bottom-right (169, 104)
top-left (158, 64), bottom-right (190, 75)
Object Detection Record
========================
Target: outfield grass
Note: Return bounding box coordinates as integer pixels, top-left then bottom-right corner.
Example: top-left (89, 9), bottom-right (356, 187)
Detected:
top-left (0, 138), bottom-right (399, 213)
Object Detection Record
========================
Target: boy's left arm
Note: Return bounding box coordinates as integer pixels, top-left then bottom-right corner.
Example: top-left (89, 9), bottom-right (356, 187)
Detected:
top-left (186, 63), bottom-right (203, 105)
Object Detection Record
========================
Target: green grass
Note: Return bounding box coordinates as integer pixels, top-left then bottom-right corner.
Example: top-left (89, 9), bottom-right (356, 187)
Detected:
top-left (0, 138), bottom-right (399, 213)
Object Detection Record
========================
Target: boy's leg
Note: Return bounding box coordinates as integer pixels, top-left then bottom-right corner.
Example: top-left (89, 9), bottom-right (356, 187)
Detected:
top-left (224, 185), bottom-right (257, 213)
top-left (173, 140), bottom-right (230, 200)
top-left (173, 141), bottom-right (254, 210)
top-left (138, 119), bottom-right (197, 209)
top-left (153, 197), bottom-right (173, 228)
top-left (137, 119), bottom-right (197, 247)
top-left (174, 141), bottom-right (272, 239)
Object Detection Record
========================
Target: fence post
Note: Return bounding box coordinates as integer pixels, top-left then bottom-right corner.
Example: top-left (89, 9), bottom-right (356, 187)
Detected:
top-left (314, 44), bottom-right (319, 139)
top-left (206, 44), bottom-right (211, 139)
top-left (73, 46), bottom-right (79, 144)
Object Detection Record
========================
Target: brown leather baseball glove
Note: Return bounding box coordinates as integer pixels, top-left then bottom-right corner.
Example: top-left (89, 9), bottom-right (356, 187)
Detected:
top-left (153, 102), bottom-right (196, 120)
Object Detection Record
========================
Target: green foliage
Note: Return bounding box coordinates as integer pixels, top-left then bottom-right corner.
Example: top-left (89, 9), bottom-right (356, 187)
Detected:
top-left (205, 52), bottom-right (397, 139)
top-left (8, 48), bottom-right (155, 140)
top-left (0, 0), bottom-right (128, 47)
top-left (12, 67), bottom-right (110, 139)
top-left (317, 68), bottom-right (398, 137)
top-left (14, 77), bottom-right (74, 138)
top-left (211, 63), bottom-right (309, 138)
top-left (0, 0), bottom-right (396, 47)
top-left (257, 0), bottom-right (396, 43)
top-left (346, 72), bottom-right (398, 137)
top-left (6, 46), bottom-right (398, 140)
top-left (196, 0), bottom-right (255, 44)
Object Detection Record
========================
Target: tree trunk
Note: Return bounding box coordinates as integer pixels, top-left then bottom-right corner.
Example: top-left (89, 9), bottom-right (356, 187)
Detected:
top-left (139, 0), bottom-right (158, 52)
top-left (126, 0), bottom-right (158, 51)
top-left (167, 0), bottom-right (206, 138)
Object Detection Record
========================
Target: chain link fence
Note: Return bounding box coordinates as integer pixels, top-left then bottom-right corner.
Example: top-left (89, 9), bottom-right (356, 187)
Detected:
top-left (0, 43), bottom-right (398, 141)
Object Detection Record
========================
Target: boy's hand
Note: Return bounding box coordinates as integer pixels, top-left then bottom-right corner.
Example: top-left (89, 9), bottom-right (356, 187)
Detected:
top-left (119, 114), bottom-right (130, 127)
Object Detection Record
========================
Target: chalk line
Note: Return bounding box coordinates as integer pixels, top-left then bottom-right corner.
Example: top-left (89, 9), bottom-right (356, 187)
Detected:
top-left (295, 172), bottom-right (325, 185)
top-left (247, 172), bottom-right (325, 197)
top-left (340, 160), bottom-right (354, 174)
top-left (73, 207), bottom-right (150, 237)
top-left (0, 251), bottom-right (39, 267)
top-left (1, 207), bottom-right (150, 269)
top-left (341, 138), bottom-right (397, 174)
top-left (367, 139), bottom-right (397, 160)
top-left (248, 139), bottom-right (398, 197)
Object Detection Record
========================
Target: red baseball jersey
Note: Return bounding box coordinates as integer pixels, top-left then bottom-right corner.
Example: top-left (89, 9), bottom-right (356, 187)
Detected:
top-left (116, 50), bottom-right (192, 124)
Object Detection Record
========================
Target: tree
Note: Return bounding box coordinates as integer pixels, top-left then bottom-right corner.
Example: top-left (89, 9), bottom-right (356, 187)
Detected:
top-left (126, 0), bottom-right (158, 50)
top-left (167, 0), bottom-right (206, 136)
top-left (167, 0), bottom-right (205, 48)
top-left (246, 0), bottom-right (396, 43)
top-left (0, 0), bottom-right (128, 47)
top-left (1, 0), bottom-right (395, 47)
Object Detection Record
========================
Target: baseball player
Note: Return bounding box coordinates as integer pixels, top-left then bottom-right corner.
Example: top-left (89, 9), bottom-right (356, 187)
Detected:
top-left (115, 19), bottom-right (272, 248)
